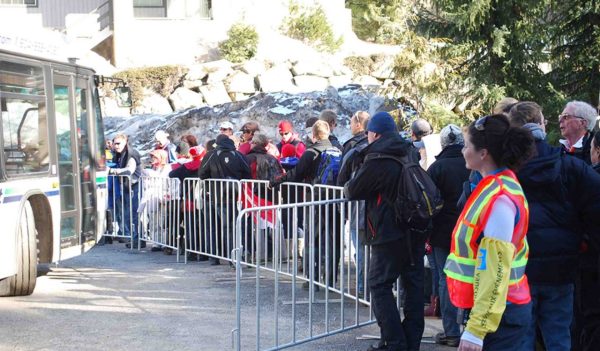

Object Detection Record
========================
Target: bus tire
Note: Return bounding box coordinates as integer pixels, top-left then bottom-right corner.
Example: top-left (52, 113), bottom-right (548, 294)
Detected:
top-left (0, 202), bottom-right (38, 296)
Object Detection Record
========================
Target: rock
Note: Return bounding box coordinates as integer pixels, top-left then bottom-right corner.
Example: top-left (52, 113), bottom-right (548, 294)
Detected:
top-left (204, 59), bottom-right (235, 84)
top-left (186, 64), bottom-right (209, 81)
top-left (199, 82), bottom-right (232, 106)
top-left (183, 79), bottom-right (203, 90)
top-left (328, 75), bottom-right (352, 88)
top-left (240, 59), bottom-right (267, 77)
top-left (132, 89), bottom-right (173, 114)
top-left (371, 55), bottom-right (396, 80)
top-left (169, 87), bottom-right (204, 111)
top-left (354, 75), bottom-right (382, 87)
top-left (229, 92), bottom-right (251, 102)
top-left (257, 64), bottom-right (295, 93)
top-left (225, 71), bottom-right (256, 94)
top-left (293, 75), bottom-right (330, 93)
top-left (291, 59), bottom-right (334, 77)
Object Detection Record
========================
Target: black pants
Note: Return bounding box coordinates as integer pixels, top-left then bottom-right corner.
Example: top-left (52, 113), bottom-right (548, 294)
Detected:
top-left (370, 235), bottom-right (425, 351)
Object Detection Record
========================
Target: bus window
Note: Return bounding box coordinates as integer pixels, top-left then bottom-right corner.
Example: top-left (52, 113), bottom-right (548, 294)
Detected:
top-left (1, 61), bottom-right (48, 176)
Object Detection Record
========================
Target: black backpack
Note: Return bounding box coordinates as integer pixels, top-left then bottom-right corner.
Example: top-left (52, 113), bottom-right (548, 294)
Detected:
top-left (255, 154), bottom-right (283, 182)
top-left (365, 152), bottom-right (444, 231)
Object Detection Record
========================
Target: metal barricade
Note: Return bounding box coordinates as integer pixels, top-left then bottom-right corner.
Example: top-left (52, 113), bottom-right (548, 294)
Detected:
top-left (232, 198), bottom-right (376, 351)
top-left (183, 178), bottom-right (242, 264)
top-left (103, 174), bottom-right (136, 249)
top-left (138, 176), bottom-right (182, 259)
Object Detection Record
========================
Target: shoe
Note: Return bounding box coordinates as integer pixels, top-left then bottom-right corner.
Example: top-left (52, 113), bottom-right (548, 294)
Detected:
top-left (118, 238), bottom-right (127, 243)
top-left (210, 258), bottom-right (220, 266)
top-left (126, 242), bottom-right (146, 249)
top-left (197, 255), bottom-right (209, 262)
top-left (151, 246), bottom-right (162, 252)
top-left (367, 341), bottom-right (402, 351)
top-left (104, 237), bottom-right (113, 244)
top-left (163, 248), bottom-right (173, 255)
top-left (302, 281), bottom-right (320, 292)
top-left (434, 332), bottom-right (460, 347)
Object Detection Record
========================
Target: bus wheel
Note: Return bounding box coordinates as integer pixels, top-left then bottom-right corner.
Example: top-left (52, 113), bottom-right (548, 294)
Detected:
top-left (0, 202), bottom-right (38, 296)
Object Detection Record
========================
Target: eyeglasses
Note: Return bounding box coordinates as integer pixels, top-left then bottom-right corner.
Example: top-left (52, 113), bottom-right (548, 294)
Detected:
top-left (220, 128), bottom-right (231, 131)
top-left (558, 113), bottom-right (583, 123)
top-left (242, 129), bottom-right (252, 134)
top-left (474, 115), bottom-right (490, 131)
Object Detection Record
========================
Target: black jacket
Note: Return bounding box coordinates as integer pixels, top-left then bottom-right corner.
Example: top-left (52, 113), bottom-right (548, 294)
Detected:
top-left (518, 140), bottom-right (600, 284)
top-left (344, 133), bottom-right (414, 245)
top-left (277, 139), bottom-right (334, 184)
top-left (337, 133), bottom-right (368, 187)
top-left (561, 132), bottom-right (593, 165)
top-left (114, 144), bottom-right (142, 185)
top-left (427, 145), bottom-right (470, 250)
top-left (329, 134), bottom-right (343, 151)
top-left (198, 137), bottom-right (250, 181)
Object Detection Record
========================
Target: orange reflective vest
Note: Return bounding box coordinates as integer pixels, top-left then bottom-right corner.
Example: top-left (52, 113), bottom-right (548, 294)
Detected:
top-left (445, 169), bottom-right (530, 308)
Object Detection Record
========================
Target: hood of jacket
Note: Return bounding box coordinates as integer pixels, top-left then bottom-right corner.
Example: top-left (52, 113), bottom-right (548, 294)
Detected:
top-left (363, 132), bottom-right (412, 157)
top-left (435, 144), bottom-right (464, 159)
top-left (517, 140), bottom-right (562, 187)
top-left (216, 135), bottom-right (236, 151)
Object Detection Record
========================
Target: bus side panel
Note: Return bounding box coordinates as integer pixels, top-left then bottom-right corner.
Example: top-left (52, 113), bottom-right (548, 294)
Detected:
top-left (0, 201), bottom-right (18, 279)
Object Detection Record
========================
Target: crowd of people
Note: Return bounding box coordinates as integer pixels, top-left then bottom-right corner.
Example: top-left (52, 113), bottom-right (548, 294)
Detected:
top-left (102, 100), bottom-right (600, 351)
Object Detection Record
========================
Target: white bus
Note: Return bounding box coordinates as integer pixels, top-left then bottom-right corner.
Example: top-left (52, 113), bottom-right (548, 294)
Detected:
top-left (0, 48), bottom-right (126, 296)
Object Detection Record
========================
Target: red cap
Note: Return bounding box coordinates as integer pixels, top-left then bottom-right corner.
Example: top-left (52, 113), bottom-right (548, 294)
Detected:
top-left (278, 120), bottom-right (293, 133)
top-left (281, 144), bottom-right (296, 158)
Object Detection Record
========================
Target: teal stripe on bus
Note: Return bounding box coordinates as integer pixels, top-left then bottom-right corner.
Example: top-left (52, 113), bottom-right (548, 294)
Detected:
top-left (2, 190), bottom-right (59, 204)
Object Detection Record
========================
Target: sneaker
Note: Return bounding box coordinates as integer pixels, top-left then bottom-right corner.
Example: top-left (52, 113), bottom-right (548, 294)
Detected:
top-left (434, 332), bottom-right (460, 347)
top-left (150, 246), bottom-right (162, 252)
top-left (125, 242), bottom-right (146, 249)
top-left (163, 248), bottom-right (173, 255)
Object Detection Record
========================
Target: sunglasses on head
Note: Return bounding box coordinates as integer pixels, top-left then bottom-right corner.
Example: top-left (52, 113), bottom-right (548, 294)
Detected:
top-left (474, 115), bottom-right (490, 131)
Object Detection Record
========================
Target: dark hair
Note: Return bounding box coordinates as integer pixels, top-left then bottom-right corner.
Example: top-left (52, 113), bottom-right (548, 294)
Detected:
top-left (508, 101), bottom-right (543, 127)
top-left (181, 134), bottom-right (198, 147)
top-left (593, 130), bottom-right (600, 150)
top-left (305, 116), bottom-right (318, 129)
top-left (205, 139), bottom-right (216, 152)
top-left (468, 114), bottom-right (534, 171)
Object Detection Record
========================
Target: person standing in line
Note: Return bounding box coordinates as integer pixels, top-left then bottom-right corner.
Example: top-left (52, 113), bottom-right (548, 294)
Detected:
top-left (427, 124), bottom-right (470, 347)
top-left (155, 130), bottom-right (177, 164)
top-left (558, 101), bottom-right (598, 164)
top-left (219, 121), bottom-right (241, 149)
top-left (445, 114), bottom-right (535, 351)
top-left (344, 111), bottom-right (425, 351)
top-left (109, 133), bottom-right (144, 249)
top-left (319, 109), bottom-right (343, 151)
top-left (276, 120), bottom-right (306, 158)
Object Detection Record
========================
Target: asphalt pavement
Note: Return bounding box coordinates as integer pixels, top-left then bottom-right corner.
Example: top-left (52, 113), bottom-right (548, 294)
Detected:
top-left (0, 244), bottom-right (452, 351)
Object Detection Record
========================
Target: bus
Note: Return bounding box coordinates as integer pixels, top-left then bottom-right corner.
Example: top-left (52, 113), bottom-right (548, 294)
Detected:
top-left (0, 48), bottom-right (128, 296)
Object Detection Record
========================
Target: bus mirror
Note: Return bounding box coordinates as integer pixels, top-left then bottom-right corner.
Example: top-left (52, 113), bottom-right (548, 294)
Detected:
top-left (114, 87), bottom-right (132, 108)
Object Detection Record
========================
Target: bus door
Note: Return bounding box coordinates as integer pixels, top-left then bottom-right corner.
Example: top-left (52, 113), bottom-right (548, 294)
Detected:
top-left (74, 77), bottom-right (96, 244)
top-left (52, 74), bottom-right (81, 247)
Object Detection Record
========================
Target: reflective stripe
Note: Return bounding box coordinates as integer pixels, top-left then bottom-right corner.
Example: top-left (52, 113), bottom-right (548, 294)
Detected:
top-left (446, 253), bottom-right (527, 284)
top-left (456, 181), bottom-right (500, 257)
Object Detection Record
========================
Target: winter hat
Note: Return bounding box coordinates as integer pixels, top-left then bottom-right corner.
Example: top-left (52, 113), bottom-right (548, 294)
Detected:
top-left (278, 120), bottom-right (293, 133)
top-left (189, 145), bottom-right (206, 161)
top-left (440, 124), bottom-right (464, 148)
top-left (281, 144), bottom-right (297, 158)
top-left (367, 111), bottom-right (397, 134)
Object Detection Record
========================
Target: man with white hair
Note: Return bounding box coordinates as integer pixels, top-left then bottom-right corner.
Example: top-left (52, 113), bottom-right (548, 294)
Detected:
top-left (559, 101), bottom-right (598, 164)
top-left (155, 130), bottom-right (177, 163)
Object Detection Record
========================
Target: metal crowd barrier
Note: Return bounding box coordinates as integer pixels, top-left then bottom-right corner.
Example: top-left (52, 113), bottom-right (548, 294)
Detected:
top-left (138, 176), bottom-right (182, 260)
top-left (102, 174), bottom-right (136, 249)
top-left (232, 196), bottom-right (376, 351)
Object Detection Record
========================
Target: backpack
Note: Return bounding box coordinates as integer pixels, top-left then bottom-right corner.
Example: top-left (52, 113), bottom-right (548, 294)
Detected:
top-left (314, 148), bottom-right (342, 185)
top-left (365, 152), bottom-right (443, 231)
top-left (255, 154), bottom-right (283, 181)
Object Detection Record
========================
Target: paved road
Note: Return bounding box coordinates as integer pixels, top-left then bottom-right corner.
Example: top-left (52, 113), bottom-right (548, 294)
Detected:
top-left (0, 244), bottom-right (452, 351)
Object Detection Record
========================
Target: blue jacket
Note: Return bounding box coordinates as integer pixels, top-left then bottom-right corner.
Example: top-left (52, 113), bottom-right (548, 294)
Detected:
top-left (518, 140), bottom-right (600, 285)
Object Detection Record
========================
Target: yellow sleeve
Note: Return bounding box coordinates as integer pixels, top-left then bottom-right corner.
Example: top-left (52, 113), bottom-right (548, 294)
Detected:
top-left (465, 237), bottom-right (515, 340)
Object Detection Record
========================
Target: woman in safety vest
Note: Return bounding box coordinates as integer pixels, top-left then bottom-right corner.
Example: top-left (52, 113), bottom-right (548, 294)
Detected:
top-left (445, 114), bottom-right (535, 351)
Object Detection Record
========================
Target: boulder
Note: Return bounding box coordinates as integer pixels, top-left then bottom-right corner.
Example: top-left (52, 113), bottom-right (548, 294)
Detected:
top-left (225, 71), bottom-right (256, 94)
top-left (328, 75), bottom-right (353, 88)
top-left (204, 59), bottom-right (235, 84)
top-left (240, 59), bottom-right (267, 77)
top-left (132, 90), bottom-right (173, 115)
top-left (371, 55), bottom-right (396, 80)
top-left (183, 79), bottom-right (203, 90)
top-left (291, 59), bottom-right (334, 77)
top-left (293, 75), bottom-right (329, 93)
top-left (257, 65), bottom-right (295, 93)
top-left (354, 75), bottom-right (382, 87)
top-left (199, 82), bottom-right (232, 106)
top-left (169, 87), bottom-right (204, 111)
top-left (186, 64), bottom-right (209, 81)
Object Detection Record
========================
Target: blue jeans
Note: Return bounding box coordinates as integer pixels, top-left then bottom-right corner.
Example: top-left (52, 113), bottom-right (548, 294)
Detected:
top-left (427, 251), bottom-right (439, 297)
top-left (350, 227), bottom-right (365, 293)
top-left (369, 237), bottom-right (425, 351)
top-left (433, 246), bottom-right (460, 337)
top-left (523, 283), bottom-right (574, 351)
top-left (484, 302), bottom-right (531, 350)
top-left (116, 183), bottom-right (139, 242)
